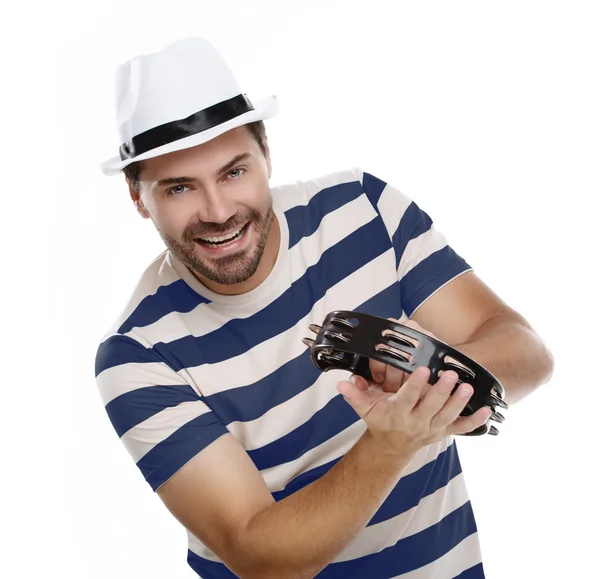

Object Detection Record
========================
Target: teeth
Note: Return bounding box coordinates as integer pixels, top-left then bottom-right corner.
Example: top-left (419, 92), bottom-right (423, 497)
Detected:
top-left (199, 225), bottom-right (245, 243)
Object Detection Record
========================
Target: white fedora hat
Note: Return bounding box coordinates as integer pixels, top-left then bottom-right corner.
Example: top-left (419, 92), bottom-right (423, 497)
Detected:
top-left (100, 36), bottom-right (279, 176)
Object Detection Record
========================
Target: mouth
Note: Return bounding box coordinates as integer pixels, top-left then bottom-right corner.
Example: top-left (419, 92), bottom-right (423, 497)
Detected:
top-left (193, 222), bottom-right (251, 254)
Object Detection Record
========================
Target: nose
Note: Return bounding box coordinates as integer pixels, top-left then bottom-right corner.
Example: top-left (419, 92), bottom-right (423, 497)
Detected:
top-left (198, 185), bottom-right (236, 224)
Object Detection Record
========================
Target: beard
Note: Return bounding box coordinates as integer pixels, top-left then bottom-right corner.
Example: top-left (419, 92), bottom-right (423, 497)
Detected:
top-left (158, 199), bottom-right (275, 286)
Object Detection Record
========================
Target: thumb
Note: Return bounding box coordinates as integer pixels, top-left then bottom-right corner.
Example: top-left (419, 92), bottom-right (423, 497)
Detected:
top-left (337, 379), bottom-right (384, 417)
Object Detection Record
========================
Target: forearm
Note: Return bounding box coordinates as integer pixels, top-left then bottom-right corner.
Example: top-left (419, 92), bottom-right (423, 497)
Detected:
top-left (236, 430), bottom-right (415, 579)
top-left (453, 313), bottom-right (554, 405)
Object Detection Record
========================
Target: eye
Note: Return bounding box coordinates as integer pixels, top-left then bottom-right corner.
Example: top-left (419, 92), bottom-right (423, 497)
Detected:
top-left (166, 184), bottom-right (190, 195)
top-left (227, 167), bottom-right (246, 180)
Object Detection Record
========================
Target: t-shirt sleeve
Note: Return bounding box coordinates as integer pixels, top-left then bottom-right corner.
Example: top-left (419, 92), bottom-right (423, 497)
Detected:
top-left (94, 333), bottom-right (229, 492)
top-left (360, 169), bottom-right (473, 318)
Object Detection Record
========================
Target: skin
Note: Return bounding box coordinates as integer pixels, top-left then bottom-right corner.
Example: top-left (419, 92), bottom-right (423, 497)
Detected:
top-left (122, 124), bottom-right (552, 578)
top-left (126, 126), bottom-right (280, 295)
top-left (126, 124), bottom-right (552, 404)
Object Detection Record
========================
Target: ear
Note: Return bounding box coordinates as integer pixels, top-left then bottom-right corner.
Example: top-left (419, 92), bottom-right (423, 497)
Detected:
top-left (127, 178), bottom-right (151, 219)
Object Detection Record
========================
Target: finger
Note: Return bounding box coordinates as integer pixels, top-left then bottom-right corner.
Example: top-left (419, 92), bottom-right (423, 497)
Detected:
top-left (372, 316), bottom-right (412, 388)
top-left (357, 379), bottom-right (371, 391)
top-left (430, 380), bottom-right (475, 428)
top-left (371, 316), bottom-right (404, 383)
top-left (416, 370), bottom-right (461, 418)
top-left (447, 406), bottom-right (493, 436)
top-left (417, 376), bottom-right (432, 400)
top-left (350, 374), bottom-right (370, 391)
top-left (336, 379), bottom-right (388, 418)
top-left (369, 358), bottom-right (387, 384)
top-left (389, 366), bottom-right (430, 410)
top-left (381, 364), bottom-right (407, 393)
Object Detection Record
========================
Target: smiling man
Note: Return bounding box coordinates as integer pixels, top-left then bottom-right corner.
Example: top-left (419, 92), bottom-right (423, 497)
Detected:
top-left (128, 129), bottom-right (279, 294)
top-left (95, 37), bottom-right (554, 579)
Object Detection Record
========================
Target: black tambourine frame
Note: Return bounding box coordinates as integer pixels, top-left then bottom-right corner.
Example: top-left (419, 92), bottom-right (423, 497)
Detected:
top-left (302, 310), bottom-right (508, 436)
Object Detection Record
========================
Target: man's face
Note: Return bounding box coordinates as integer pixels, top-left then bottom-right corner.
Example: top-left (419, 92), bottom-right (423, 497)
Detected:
top-left (131, 126), bottom-right (276, 293)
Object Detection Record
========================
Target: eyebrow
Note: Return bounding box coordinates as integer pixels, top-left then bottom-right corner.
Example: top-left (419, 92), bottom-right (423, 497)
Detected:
top-left (155, 152), bottom-right (252, 187)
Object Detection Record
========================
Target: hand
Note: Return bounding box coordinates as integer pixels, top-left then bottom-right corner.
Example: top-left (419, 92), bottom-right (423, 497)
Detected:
top-left (337, 366), bottom-right (491, 456)
top-left (369, 318), bottom-right (442, 394)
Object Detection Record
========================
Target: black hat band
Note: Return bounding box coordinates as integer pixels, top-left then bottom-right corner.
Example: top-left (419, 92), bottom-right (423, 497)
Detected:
top-left (119, 93), bottom-right (255, 161)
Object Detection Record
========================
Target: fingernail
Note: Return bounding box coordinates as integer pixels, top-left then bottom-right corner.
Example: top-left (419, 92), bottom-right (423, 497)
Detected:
top-left (458, 385), bottom-right (473, 398)
top-left (374, 373), bottom-right (384, 383)
top-left (349, 375), bottom-right (357, 384)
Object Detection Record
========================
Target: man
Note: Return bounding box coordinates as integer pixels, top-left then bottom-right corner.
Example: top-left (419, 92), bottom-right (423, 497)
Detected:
top-left (95, 37), bottom-right (554, 578)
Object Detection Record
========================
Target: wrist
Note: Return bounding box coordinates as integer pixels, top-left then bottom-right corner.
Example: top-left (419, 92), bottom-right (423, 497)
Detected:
top-left (358, 429), bottom-right (417, 466)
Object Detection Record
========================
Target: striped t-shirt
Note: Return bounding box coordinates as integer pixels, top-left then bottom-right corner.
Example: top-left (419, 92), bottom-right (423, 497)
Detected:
top-left (95, 167), bottom-right (485, 578)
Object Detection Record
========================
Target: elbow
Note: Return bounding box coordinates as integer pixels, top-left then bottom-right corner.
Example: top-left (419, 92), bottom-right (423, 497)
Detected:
top-left (504, 341), bottom-right (555, 406)
top-left (539, 343), bottom-right (555, 386)
top-left (228, 532), bottom-right (323, 579)
top-left (231, 551), bottom-right (324, 579)
top-left (527, 332), bottom-right (556, 390)
top-left (229, 548), bottom-right (326, 579)
top-left (228, 509), bottom-right (329, 579)
top-left (518, 320), bottom-right (556, 389)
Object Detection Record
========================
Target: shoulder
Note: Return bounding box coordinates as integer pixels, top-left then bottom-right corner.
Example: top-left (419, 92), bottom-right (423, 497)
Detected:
top-left (271, 167), bottom-right (366, 211)
top-left (96, 248), bottom-right (182, 341)
top-left (295, 167), bottom-right (397, 204)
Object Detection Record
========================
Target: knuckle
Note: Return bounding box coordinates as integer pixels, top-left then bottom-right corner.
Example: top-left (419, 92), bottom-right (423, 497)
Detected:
top-left (467, 411), bottom-right (487, 428)
top-left (444, 371), bottom-right (459, 383)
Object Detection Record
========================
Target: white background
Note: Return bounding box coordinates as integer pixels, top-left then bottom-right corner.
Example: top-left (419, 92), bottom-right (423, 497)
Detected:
top-left (2, 0), bottom-right (598, 577)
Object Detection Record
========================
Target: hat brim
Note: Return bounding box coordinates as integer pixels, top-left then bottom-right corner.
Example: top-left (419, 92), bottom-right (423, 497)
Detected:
top-left (99, 94), bottom-right (280, 176)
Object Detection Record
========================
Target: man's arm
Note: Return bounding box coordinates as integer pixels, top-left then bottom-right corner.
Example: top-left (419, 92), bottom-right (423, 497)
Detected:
top-left (357, 169), bottom-right (554, 404)
top-left (157, 369), bottom-right (489, 579)
top-left (410, 270), bottom-right (555, 404)
top-left (158, 430), bottom-right (412, 579)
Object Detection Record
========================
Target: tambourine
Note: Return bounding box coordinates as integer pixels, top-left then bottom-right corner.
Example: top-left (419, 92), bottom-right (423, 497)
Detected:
top-left (302, 310), bottom-right (508, 436)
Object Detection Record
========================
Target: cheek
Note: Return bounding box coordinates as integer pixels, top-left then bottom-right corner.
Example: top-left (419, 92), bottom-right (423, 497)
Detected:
top-left (153, 211), bottom-right (188, 241)
top-left (253, 187), bottom-right (273, 213)
top-left (238, 191), bottom-right (270, 219)
top-left (240, 175), bottom-right (270, 205)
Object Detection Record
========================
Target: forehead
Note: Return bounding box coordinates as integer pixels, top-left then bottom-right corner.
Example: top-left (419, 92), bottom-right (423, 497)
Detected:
top-left (139, 126), bottom-right (258, 182)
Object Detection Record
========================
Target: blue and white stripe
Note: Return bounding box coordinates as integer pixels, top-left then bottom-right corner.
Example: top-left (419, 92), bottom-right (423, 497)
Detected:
top-left (95, 167), bottom-right (482, 578)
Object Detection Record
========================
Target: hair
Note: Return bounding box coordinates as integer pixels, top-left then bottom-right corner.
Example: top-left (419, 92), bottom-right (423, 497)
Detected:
top-left (122, 120), bottom-right (268, 192)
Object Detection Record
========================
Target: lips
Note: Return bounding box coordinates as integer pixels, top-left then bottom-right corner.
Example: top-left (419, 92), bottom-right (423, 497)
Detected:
top-left (193, 222), bottom-right (251, 254)
top-left (194, 223), bottom-right (248, 245)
